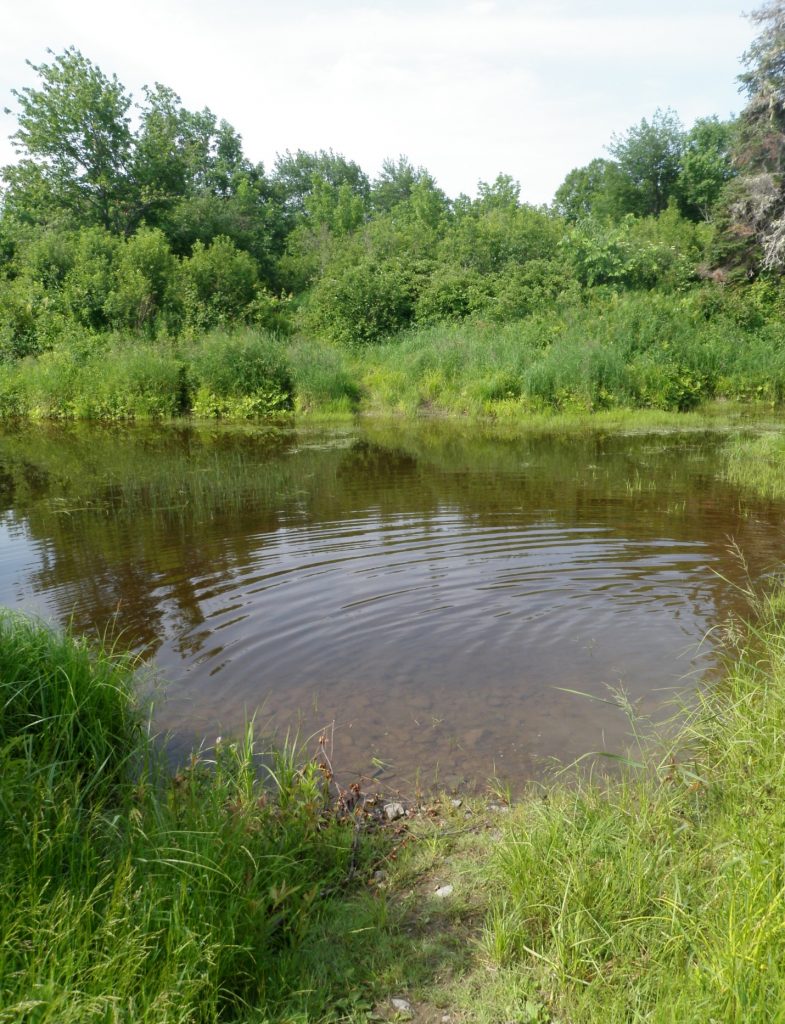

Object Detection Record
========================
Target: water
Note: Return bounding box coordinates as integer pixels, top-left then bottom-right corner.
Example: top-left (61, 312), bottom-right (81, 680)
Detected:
top-left (1, 420), bottom-right (782, 789)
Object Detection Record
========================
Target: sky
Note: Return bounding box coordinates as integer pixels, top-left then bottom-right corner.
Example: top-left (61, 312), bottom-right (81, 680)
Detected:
top-left (0, 0), bottom-right (755, 205)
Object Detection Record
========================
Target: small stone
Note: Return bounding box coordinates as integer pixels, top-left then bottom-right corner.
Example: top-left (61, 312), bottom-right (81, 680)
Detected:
top-left (441, 1016), bottom-right (452, 1024)
top-left (384, 801), bottom-right (406, 821)
top-left (434, 883), bottom-right (454, 898)
top-left (373, 869), bottom-right (387, 883)
top-left (391, 997), bottom-right (414, 1017)
top-left (451, 798), bottom-right (463, 809)
top-left (488, 802), bottom-right (511, 814)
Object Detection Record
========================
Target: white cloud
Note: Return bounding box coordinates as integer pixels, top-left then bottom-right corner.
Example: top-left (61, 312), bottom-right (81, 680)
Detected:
top-left (0, 0), bottom-right (753, 203)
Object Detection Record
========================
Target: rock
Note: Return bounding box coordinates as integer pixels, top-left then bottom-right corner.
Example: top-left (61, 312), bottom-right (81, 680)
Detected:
top-left (384, 802), bottom-right (406, 822)
top-left (373, 869), bottom-right (388, 883)
top-left (441, 1016), bottom-right (452, 1024)
top-left (451, 798), bottom-right (463, 809)
top-left (391, 997), bottom-right (414, 1017)
top-left (488, 802), bottom-right (511, 814)
top-left (434, 883), bottom-right (454, 898)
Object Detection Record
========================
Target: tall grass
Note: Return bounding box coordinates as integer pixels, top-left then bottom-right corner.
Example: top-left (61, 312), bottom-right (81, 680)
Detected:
top-left (3, 289), bottom-right (785, 421)
top-left (352, 291), bottom-right (785, 417)
top-left (0, 612), bottom-right (386, 1023)
top-left (724, 430), bottom-right (785, 499)
top-left (481, 583), bottom-right (785, 1022)
top-left (0, 329), bottom-right (292, 422)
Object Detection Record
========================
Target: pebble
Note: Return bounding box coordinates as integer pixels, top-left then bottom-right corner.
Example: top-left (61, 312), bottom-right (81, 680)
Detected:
top-left (373, 869), bottom-right (387, 883)
top-left (434, 883), bottom-right (454, 898)
top-left (488, 802), bottom-right (511, 814)
top-left (451, 798), bottom-right (463, 809)
top-left (384, 802), bottom-right (406, 822)
top-left (391, 997), bottom-right (414, 1017)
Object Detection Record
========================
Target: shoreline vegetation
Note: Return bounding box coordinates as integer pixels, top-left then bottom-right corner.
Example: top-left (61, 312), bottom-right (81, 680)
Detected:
top-left (4, 297), bottom-right (785, 424)
top-left (0, 23), bottom-right (782, 431)
top-left (2, 430), bottom-right (785, 1022)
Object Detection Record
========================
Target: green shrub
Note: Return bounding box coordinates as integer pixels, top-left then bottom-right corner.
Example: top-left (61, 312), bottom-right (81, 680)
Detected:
top-left (414, 266), bottom-right (492, 324)
top-left (180, 235), bottom-right (259, 332)
top-left (188, 329), bottom-right (293, 417)
top-left (304, 256), bottom-right (420, 345)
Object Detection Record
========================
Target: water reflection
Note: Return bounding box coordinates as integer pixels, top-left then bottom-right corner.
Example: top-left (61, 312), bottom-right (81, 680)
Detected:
top-left (0, 421), bottom-right (782, 788)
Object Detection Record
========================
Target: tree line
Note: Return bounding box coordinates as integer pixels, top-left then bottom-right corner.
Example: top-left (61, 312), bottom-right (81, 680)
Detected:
top-left (1, 3), bottom-right (785, 362)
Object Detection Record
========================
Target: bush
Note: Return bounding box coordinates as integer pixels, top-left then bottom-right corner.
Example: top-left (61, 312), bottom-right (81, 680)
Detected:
top-left (303, 256), bottom-right (420, 345)
top-left (180, 235), bottom-right (259, 332)
top-left (188, 329), bottom-right (294, 417)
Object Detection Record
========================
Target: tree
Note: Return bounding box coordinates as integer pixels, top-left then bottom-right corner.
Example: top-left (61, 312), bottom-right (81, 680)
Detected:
top-left (475, 174), bottom-right (521, 210)
top-left (608, 109), bottom-right (684, 217)
top-left (739, 0), bottom-right (785, 102)
top-left (272, 149), bottom-right (369, 224)
top-left (677, 117), bottom-right (736, 221)
top-left (553, 158), bottom-right (628, 221)
top-left (723, 2), bottom-right (785, 270)
top-left (371, 156), bottom-right (440, 214)
top-left (2, 48), bottom-right (136, 232)
top-left (2, 49), bottom-right (280, 258)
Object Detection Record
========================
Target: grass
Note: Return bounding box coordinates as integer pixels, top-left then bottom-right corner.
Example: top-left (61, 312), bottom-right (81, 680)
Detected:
top-left (724, 429), bottom-right (785, 500)
top-left (4, 289), bottom-right (785, 423)
top-left (8, 580), bottom-right (785, 1023)
top-left (473, 585), bottom-right (785, 1022)
top-left (0, 611), bottom-right (396, 1023)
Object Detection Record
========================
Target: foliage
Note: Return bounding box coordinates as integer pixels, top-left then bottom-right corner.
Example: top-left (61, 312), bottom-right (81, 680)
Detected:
top-left (0, 42), bottom-right (782, 421)
top-left (304, 256), bottom-right (421, 345)
top-left (0, 612), bottom-right (386, 1022)
top-left (188, 329), bottom-right (294, 417)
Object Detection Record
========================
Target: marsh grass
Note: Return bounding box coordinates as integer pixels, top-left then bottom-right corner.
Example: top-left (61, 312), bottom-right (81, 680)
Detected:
top-left (724, 429), bottom-right (785, 500)
top-left (0, 612), bottom-right (393, 1023)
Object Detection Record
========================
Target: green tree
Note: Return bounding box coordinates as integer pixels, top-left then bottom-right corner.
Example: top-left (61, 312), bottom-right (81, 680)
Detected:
top-left (725, 2), bottom-right (785, 271)
top-left (370, 156), bottom-right (438, 214)
top-left (272, 149), bottom-right (369, 224)
top-left (677, 117), bottom-right (736, 221)
top-left (608, 109), bottom-right (685, 216)
top-left (553, 158), bottom-right (629, 221)
top-left (2, 48), bottom-right (136, 232)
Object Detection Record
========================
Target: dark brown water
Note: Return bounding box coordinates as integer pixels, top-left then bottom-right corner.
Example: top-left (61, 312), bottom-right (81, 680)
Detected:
top-left (1, 421), bottom-right (783, 789)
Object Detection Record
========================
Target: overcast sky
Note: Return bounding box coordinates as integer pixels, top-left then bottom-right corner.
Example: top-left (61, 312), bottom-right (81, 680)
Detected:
top-left (0, 0), bottom-right (755, 205)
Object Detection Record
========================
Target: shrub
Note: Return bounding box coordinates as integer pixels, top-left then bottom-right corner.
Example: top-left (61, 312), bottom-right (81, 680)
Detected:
top-left (303, 256), bottom-right (420, 345)
top-left (188, 329), bottom-right (293, 417)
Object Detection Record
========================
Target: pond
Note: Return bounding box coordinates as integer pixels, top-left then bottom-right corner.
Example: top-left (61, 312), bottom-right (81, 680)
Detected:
top-left (1, 420), bottom-right (782, 790)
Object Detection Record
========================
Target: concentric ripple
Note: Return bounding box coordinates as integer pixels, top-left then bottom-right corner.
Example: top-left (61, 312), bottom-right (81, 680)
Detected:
top-left (0, 424), bottom-right (783, 788)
